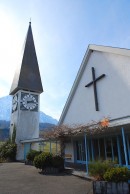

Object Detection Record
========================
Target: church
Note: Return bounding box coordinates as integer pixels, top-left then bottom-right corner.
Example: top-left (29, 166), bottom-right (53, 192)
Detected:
top-left (9, 22), bottom-right (43, 160)
top-left (59, 45), bottom-right (130, 172)
top-left (9, 23), bottom-right (130, 168)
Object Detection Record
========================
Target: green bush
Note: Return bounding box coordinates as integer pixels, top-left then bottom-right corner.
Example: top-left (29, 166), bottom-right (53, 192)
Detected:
top-left (33, 152), bottom-right (64, 171)
top-left (0, 125), bottom-right (17, 162)
top-left (88, 160), bottom-right (115, 180)
top-left (52, 155), bottom-right (64, 169)
top-left (34, 152), bottom-right (53, 170)
top-left (0, 141), bottom-right (17, 161)
top-left (26, 150), bottom-right (41, 162)
top-left (104, 167), bottom-right (130, 182)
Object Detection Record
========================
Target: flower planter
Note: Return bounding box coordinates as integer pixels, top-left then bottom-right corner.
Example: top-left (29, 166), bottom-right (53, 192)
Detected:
top-left (42, 167), bottom-right (60, 174)
top-left (93, 181), bottom-right (130, 194)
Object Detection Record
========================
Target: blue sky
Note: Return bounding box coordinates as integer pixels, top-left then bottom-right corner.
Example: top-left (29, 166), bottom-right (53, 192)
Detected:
top-left (0, 0), bottom-right (130, 120)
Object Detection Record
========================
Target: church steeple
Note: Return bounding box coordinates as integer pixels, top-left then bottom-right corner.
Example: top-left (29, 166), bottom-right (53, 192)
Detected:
top-left (10, 22), bottom-right (43, 95)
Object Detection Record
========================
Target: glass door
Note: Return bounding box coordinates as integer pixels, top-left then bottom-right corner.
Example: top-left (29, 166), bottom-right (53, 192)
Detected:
top-left (76, 140), bottom-right (86, 163)
top-left (24, 143), bottom-right (31, 160)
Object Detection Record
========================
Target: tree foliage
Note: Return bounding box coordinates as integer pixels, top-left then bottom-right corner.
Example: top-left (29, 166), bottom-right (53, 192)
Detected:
top-left (26, 150), bottom-right (42, 162)
top-left (41, 117), bottom-right (110, 140)
top-left (0, 125), bottom-right (17, 161)
top-left (0, 141), bottom-right (17, 161)
top-left (41, 118), bottom-right (110, 158)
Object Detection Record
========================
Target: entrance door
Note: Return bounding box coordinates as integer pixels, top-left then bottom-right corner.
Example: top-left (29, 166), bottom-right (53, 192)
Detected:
top-left (76, 140), bottom-right (86, 163)
top-left (24, 143), bottom-right (31, 160)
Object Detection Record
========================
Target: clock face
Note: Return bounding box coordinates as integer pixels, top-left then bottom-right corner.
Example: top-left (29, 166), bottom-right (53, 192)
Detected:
top-left (21, 93), bottom-right (38, 111)
top-left (12, 94), bottom-right (18, 112)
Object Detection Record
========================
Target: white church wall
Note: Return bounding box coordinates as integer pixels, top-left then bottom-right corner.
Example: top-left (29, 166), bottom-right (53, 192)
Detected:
top-left (62, 50), bottom-right (130, 125)
top-left (17, 111), bottom-right (39, 140)
top-left (16, 109), bottom-right (39, 160)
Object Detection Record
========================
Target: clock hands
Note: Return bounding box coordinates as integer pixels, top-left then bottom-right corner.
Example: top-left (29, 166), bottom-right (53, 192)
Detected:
top-left (27, 100), bottom-right (35, 104)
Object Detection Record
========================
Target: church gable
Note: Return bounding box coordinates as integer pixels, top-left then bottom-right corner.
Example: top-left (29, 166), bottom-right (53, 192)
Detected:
top-left (59, 45), bottom-right (130, 125)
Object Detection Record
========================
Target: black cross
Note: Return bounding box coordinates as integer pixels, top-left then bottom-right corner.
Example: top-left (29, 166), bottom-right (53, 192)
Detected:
top-left (85, 67), bottom-right (105, 111)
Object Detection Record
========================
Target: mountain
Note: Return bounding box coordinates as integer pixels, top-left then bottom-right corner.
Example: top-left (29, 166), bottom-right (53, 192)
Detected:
top-left (0, 128), bottom-right (9, 141)
top-left (39, 123), bottom-right (55, 130)
top-left (0, 95), bottom-right (58, 124)
top-left (39, 111), bottom-right (57, 125)
top-left (0, 96), bottom-right (12, 121)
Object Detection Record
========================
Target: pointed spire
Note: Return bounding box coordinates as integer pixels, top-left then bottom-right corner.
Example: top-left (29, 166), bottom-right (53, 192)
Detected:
top-left (10, 23), bottom-right (43, 95)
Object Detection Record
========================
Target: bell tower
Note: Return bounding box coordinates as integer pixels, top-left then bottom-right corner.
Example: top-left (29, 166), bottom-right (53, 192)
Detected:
top-left (10, 22), bottom-right (43, 160)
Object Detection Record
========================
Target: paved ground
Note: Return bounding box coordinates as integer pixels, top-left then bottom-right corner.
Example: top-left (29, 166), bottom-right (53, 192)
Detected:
top-left (0, 162), bottom-right (93, 194)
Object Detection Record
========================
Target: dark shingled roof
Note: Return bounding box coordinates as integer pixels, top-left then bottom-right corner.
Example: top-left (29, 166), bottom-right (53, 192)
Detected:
top-left (10, 22), bottom-right (43, 95)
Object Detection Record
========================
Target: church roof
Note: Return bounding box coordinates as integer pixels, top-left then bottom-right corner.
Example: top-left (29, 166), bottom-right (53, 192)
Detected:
top-left (59, 44), bottom-right (130, 125)
top-left (10, 22), bottom-right (43, 95)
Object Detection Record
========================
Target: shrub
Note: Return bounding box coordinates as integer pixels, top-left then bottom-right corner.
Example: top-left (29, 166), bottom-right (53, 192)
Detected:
top-left (52, 155), bottom-right (64, 170)
top-left (104, 167), bottom-right (130, 182)
top-left (34, 152), bottom-right (53, 170)
top-left (0, 125), bottom-right (17, 162)
top-left (33, 152), bottom-right (64, 171)
top-left (88, 160), bottom-right (115, 180)
top-left (0, 141), bottom-right (17, 161)
top-left (26, 150), bottom-right (41, 162)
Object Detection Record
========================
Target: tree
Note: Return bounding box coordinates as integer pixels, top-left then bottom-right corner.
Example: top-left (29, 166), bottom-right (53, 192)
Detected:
top-left (41, 118), bottom-right (109, 158)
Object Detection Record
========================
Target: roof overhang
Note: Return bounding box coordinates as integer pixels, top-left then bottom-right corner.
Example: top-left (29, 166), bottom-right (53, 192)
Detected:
top-left (20, 138), bottom-right (44, 144)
